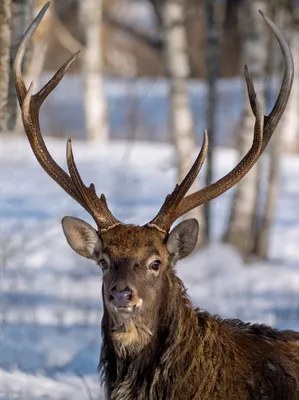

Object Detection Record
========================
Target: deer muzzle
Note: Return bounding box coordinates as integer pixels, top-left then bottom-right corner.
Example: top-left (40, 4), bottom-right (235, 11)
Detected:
top-left (109, 286), bottom-right (143, 313)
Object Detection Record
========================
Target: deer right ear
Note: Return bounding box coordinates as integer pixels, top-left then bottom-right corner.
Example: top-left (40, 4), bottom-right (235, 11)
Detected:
top-left (166, 219), bottom-right (199, 260)
top-left (61, 216), bottom-right (102, 259)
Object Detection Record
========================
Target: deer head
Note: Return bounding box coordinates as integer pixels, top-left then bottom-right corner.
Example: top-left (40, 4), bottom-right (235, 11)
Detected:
top-left (14, 2), bottom-right (293, 353)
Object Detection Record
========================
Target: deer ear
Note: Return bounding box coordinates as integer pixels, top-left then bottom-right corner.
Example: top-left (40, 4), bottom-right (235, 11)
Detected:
top-left (166, 219), bottom-right (199, 260)
top-left (61, 216), bottom-right (102, 260)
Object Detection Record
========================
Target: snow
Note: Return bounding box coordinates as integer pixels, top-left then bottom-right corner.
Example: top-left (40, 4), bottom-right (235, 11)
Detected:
top-left (0, 135), bottom-right (299, 399)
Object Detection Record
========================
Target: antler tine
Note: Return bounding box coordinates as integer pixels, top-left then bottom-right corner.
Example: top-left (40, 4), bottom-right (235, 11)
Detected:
top-left (147, 12), bottom-right (293, 231)
top-left (259, 10), bottom-right (294, 150)
top-left (14, 2), bottom-right (50, 103)
top-left (244, 65), bottom-right (257, 117)
top-left (21, 82), bottom-right (87, 210)
top-left (36, 50), bottom-right (81, 106)
top-left (148, 131), bottom-right (208, 232)
top-left (244, 11), bottom-right (294, 144)
top-left (174, 95), bottom-right (264, 220)
top-left (14, 2), bottom-right (87, 209)
top-left (66, 139), bottom-right (121, 232)
top-left (15, 3), bottom-right (122, 230)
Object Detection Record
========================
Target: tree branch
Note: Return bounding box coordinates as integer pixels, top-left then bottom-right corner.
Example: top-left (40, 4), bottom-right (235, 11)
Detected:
top-left (103, 11), bottom-right (164, 52)
top-left (52, 11), bottom-right (84, 54)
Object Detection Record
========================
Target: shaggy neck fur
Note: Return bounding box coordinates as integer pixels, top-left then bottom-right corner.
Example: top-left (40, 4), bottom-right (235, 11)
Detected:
top-left (98, 271), bottom-right (236, 400)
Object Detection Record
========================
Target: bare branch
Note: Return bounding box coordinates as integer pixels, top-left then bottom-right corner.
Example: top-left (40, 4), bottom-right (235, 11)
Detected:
top-left (103, 11), bottom-right (164, 52)
top-left (52, 11), bottom-right (84, 54)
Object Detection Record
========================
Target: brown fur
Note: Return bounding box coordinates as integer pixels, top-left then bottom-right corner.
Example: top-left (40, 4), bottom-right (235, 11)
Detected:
top-left (111, 319), bottom-right (153, 358)
top-left (94, 225), bottom-right (299, 400)
top-left (60, 221), bottom-right (299, 399)
top-left (100, 288), bottom-right (299, 399)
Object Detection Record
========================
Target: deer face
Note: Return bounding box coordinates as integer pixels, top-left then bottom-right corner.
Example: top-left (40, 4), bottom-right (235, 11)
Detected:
top-left (62, 217), bottom-right (199, 350)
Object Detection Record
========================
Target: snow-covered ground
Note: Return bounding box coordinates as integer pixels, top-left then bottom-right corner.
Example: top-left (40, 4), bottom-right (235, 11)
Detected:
top-left (0, 135), bottom-right (299, 399)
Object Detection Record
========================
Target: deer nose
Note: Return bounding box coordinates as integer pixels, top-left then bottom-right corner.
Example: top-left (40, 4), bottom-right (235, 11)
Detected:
top-left (110, 286), bottom-right (132, 308)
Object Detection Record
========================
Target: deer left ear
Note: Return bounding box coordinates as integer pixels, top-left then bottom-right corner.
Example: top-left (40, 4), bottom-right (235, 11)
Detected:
top-left (166, 219), bottom-right (199, 260)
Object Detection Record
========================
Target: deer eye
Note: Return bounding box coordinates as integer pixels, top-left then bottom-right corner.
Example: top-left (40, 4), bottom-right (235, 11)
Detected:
top-left (99, 259), bottom-right (109, 270)
top-left (150, 260), bottom-right (161, 271)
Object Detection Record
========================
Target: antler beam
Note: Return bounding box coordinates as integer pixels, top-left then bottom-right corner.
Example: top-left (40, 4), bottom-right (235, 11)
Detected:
top-left (14, 2), bottom-right (121, 232)
top-left (148, 11), bottom-right (294, 233)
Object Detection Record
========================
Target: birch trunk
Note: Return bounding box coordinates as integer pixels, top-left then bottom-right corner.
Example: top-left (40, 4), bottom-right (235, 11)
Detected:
top-left (79, 0), bottom-right (108, 141)
top-left (160, 0), bottom-right (205, 245)
top-left (0, 0), bottom-right (12, 132)
top-left (223, 0), bottom-right (268, 257)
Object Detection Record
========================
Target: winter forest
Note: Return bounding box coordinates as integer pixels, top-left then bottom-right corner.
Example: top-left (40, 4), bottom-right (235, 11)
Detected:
top-left (0, 0), bottom-right (299, 398)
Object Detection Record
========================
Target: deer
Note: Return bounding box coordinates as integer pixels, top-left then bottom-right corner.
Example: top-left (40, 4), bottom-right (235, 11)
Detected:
top-left (14, 3), bottom-right (299, 400)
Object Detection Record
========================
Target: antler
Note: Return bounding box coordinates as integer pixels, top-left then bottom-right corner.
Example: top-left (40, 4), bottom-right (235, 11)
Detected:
top-left (14, 2), bottom-right (121, 232)
top-left (148, 11), bottom-right (294, 233)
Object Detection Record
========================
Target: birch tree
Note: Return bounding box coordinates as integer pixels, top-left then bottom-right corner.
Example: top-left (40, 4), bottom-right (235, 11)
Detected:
top-left (158, 0), bottom-right (205, 245)
top-left (223, 0), bottom-right (268, 256)
top-left (79, 0), bottom-right (108, 141)
top-left (0, 0), bottom-right (12, 132)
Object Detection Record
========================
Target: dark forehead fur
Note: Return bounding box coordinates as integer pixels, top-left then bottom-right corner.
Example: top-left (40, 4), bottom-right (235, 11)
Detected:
top-left (101, 225), bottom-right (167, 259)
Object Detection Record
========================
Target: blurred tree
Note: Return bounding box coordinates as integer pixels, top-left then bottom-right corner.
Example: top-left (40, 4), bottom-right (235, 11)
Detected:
top-left (204, 0), bottom-right (222, 241)
top-left (220, 0), bottom-right (243, 77)
top-left (79, 0), bottom-right (108, 141)
top-left (224, 0), bottom-right (243, 25)
top-left (223, 0), bottom-right (269, 258)
top-left (44, 0), bottom-right (246, 79)
top-left (152, 0), bottom-right (206, 245)
top-left (0, 0), bottom-right (12, 132)
top-left (103, 8), bottom-right (163, 53)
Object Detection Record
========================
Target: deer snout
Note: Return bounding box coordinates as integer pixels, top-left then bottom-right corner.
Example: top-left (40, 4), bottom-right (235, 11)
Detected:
top-left (110, 286), bottom-right (133, 308)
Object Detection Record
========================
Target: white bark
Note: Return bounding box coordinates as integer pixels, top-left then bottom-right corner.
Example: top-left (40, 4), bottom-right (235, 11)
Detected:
top-left (160, 0), bottom-right (205, 244)
top-left (0, 0), bottom-right (12, 131)
top-left (224, 0), bottom-right (268, 256)
top-left (80, 0), bottom-right (108, 141)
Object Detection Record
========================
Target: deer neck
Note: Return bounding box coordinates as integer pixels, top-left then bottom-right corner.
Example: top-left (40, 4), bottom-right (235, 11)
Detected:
top-left (99, 274), bottom-right (202, 393)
